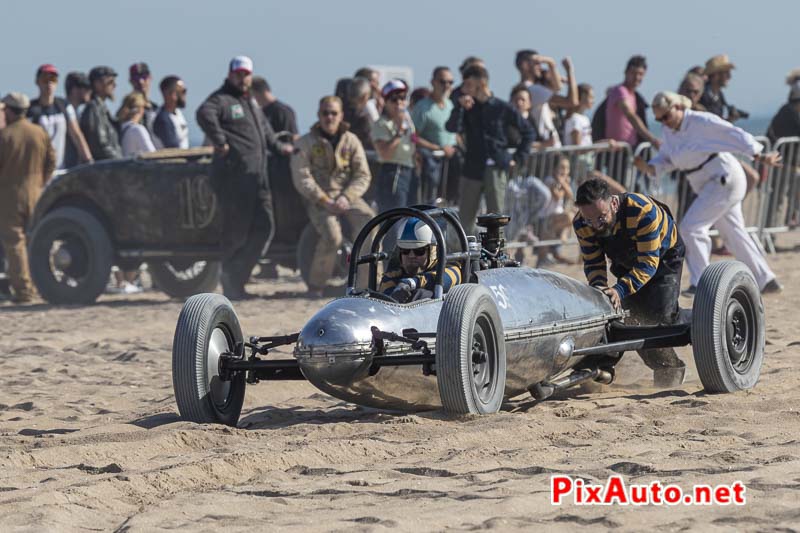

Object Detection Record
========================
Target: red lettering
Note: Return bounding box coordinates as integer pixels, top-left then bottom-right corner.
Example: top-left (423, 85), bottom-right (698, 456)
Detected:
top-left (694, 485), bottom-right (712, 504)
top-left (604, 476), bottom-right (628, 504)
top-left (732, 481), bottom-right (746, 505)
top-left (630, 484), bottom-right (648, 504)
top-left (575, 478), bottom-right (584, 504)
top-left (650, 481), bottom-right (663, 504)
top-left (551, 476), bottom-right (573, 505)
top-left (715, 485), bottom-right (731, 504)
top-left (663, 485), bottom-right (682, 504)
top-left (585, 485), bottom-right (602, 504)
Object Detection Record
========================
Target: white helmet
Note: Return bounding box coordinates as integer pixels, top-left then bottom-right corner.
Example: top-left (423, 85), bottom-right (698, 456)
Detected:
top-left (396, 217), bottom-right (434, 249)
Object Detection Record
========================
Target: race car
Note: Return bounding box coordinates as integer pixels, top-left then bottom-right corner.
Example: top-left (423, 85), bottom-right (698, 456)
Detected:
top-left (171, 206), bottom-right (765, 426)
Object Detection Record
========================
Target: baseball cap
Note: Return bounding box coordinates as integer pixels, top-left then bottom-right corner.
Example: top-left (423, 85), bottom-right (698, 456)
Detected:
top-left (2, 92), bottom-right (31, 111)
top-left (36, 64), bottom-right (59, 77)
top-left (381, 79), bottom-right (408, 98)
top-left (229, 55), bottom-right (253, 74)
top-left (89, 66), bottom-right (118, 82)
top-left (129, 62), bottom-right (151, 79)
top-left (65, 72), bottom-right (91, 92)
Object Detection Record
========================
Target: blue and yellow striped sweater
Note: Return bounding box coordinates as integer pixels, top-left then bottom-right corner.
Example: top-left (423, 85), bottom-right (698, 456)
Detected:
top-left (572, 193), bottom-right (679, 299)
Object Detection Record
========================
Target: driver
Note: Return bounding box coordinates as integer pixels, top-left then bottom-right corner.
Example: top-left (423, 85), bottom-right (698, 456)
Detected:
top-left (379, 217), bottom-right (462, 303)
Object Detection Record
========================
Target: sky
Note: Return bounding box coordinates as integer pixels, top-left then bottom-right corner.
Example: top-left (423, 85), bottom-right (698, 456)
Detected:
top-left (2, 0), bottom-right (797, 142)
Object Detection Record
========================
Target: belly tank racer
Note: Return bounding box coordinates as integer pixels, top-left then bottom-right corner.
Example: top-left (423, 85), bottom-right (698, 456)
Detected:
top-left (171, 206), bottom-right (765, 426)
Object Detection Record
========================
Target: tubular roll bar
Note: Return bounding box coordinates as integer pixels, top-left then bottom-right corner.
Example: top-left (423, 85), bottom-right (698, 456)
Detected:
top-left (346, 206), bottom-right (470, 298)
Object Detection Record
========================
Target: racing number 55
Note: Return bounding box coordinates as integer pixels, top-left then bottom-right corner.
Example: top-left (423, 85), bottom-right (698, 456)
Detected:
top-left (489, 284), bottom-right (509, 309)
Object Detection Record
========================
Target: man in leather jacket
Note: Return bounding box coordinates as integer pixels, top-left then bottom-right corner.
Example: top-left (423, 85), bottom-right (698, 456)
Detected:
top-left (80, 66), bottom-right (123, 160)
top-left (196, 56), bottom-right (293, 299)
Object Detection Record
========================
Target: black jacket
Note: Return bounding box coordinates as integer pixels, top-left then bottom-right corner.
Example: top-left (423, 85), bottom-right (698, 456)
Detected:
top-left (80, 95), bottom-right (122, 160)
top-left (766, 103), bottom-right (800, 143)
top-left (446, 95), bottom-right (534, 180)
top-left (196, 79), bottom-right (289, 177)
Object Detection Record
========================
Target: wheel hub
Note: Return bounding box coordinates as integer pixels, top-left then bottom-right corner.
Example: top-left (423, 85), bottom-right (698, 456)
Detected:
top-left (725, 294), bottom-right (753, 372)
top-left (470, 315), bottom-right (496, 404)
top-left (53, 246), bottom-right (72, 270)
top-left (207, 327), bottom-right (233, 407)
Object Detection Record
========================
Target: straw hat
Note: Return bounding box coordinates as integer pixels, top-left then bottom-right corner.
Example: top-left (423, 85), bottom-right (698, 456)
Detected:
top-left (704, 54), bottom-right (735, 76)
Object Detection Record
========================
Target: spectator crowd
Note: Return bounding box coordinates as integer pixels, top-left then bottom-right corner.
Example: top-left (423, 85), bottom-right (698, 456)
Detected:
top-left (2, 51), bottom-right (799, 303)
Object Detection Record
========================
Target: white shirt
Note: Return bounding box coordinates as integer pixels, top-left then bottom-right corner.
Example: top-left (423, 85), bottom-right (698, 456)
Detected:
top-left (525, 82), bottom-right (562, 147)
top-left (365, 99), bottom-right (380, 122)
top-left (563, 112), bottom-right (592, 146)
top-left (649, 109), bottom-right (762, 188)
top-left (120, 121), bottom-right (157, 157)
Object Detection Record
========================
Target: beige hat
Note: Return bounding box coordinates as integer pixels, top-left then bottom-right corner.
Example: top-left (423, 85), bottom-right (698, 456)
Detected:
top-left (705, 55), bottom-right (735, 76)
top-left (786, 68), bottom-right (800, 85)
top-left (2, 92), bottom-right (30, 111)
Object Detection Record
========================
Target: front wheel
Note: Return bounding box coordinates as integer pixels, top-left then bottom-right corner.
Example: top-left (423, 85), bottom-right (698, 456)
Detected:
top-left (692, 261), bottom-right (765, 393)
top-left (172, 293), bottom-right (245, 426)
top-left (436, 284), bottom-right (506, 414)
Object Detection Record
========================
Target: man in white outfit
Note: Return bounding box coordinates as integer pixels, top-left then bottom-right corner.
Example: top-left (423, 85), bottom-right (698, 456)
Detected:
top-left (634, 91), bottom-right (783, 295)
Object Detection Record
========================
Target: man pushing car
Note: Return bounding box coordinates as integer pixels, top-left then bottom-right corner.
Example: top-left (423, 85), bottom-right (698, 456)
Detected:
top-left (572, 178), bottom-right (686, 387)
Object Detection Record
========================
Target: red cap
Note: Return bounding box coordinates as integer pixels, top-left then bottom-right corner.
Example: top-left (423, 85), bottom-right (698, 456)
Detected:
top-left (37, 64), bottom-right (59, 77)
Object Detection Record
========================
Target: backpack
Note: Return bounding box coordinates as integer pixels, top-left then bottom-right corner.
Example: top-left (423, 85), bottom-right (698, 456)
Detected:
top-left (591, 98), bottom-right (607, 140)
top-left (27, 96), bottom-right (69, 129)
top-left (590, 91), bottom-right (650, 144)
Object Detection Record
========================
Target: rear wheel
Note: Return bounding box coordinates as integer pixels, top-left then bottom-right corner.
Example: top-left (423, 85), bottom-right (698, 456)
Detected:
top-left (436, 284), bottom-right (506, 414)
top-left (29, 207), bottom-right (113, 305)
top-left (149, 260), bottom-right (220, 299)
top-left (692, 261), bottom-right (765, 393)
top-left (172, 293), bottom-right (245, 426)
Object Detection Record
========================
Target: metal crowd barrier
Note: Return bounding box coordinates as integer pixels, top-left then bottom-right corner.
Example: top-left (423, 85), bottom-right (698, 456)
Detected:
top-left (760, 137), bottom-right (800, 252)
top-left (504, 142), bottom-right (633, 251)
top-left (366, 134), bottom-right (800, 257)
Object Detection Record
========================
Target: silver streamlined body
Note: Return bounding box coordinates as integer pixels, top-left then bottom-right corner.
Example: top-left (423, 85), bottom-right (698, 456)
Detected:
top-left (294, 267), bottom-right (623, 411)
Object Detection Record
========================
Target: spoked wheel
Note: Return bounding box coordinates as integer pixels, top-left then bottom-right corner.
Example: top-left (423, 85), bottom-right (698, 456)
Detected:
top-left (149, 259), bottom-right (220, 299)
top-left (172, 293), bottom-right (246, 426)
top-left (692, 261), bottom-right (765, 392)
top-left (29, 207), bottom-right (113, 304)
top-left (436, 284), bottom-right (506, 414)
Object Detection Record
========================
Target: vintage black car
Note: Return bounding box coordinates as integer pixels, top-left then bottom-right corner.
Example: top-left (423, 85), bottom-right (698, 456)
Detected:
top-left (26, 148), bottom-right (329, 304)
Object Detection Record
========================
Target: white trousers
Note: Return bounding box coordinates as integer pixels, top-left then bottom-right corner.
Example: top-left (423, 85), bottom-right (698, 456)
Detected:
top-left (679, 158), bottom-right (776, 289)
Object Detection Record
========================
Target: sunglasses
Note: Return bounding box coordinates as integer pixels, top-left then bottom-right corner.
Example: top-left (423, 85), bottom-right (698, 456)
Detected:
top-left (655, 106), bottom-right (673, 123)
top-left (320, 110), bottom-right (340, 117)
top-left (400, 247), bottom-right (428, 256)
top-left (388, 94), bottom-right (406, 103)
top-left (436, 79), bottom-right (454, 86)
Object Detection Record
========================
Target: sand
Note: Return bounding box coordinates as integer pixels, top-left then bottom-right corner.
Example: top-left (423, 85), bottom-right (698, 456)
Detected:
top-left (1, 243), bottom-right (799, 532)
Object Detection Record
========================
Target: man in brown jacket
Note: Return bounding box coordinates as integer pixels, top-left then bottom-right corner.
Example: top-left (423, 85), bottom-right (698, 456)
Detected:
top-left (0, 93), bottom-right (56, 303)
top-left (291, 95), bottom-right (374, 296)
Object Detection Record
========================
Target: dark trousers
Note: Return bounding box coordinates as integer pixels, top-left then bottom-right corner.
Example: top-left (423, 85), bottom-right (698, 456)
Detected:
top-left (377, 163), bottom-right (415, 213)
top-left (417, 147), bottom-right (442, 204)
top-left (214, 170), bottom-right (274, 297)
top-left (622, 258), bottom-right (685, 371)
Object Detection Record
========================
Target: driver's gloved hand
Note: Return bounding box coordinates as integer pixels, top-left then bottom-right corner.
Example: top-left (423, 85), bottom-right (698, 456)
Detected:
top-left (391, 278), bottom-right (416, 303)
